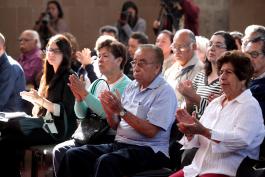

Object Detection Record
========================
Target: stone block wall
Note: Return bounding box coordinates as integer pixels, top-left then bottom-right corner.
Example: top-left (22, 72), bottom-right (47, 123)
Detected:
top-left (0, 0), bottom-right (264, 58)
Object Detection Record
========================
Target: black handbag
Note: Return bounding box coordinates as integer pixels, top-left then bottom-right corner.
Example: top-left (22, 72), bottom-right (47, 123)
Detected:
top-left (72, 113), bottom-right (109, 144)
top-left (71, 79), bottom-right (110, 145)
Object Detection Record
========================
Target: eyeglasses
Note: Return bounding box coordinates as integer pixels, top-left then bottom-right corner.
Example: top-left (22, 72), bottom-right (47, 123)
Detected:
top-left (246, 51), bottom-right (264, 59)
top-left (45, 48), bottom-right (61, 55)
top-left (130, 60), bottom-right (156, 68)
top-left (18, 38), bottom-right (33, 42)
top-left (207, 42), bottom-right (227, 49)
top-left (170, 43), bottom-right (192, 52)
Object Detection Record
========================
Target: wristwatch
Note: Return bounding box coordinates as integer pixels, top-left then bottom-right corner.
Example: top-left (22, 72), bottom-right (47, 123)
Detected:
top-left (119, 108), bottom-right (127, 117)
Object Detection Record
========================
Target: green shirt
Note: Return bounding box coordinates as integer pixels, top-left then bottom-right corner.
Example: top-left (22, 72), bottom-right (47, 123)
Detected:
top-left (74, 75), bottom-right (131, 118)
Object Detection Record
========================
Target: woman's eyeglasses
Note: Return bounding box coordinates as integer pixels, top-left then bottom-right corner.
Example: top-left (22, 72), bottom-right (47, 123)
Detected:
top-left (45, 48), bottom-right (61, 55)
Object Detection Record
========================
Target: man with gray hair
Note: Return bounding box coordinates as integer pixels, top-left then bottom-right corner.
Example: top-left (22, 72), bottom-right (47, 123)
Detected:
top-left (18, 29), bottom-right (43, 90)
top-left (242, 24), bottom-right (265, 51)
top-left (0, 33), bottom-right (26, 112)
top-left (164, 29), bottom-right (202, 108)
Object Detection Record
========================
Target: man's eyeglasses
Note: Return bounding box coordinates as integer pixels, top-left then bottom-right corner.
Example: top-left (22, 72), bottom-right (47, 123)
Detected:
top-left (246, 51), bottom-right (264, 59)
top-left (45, 48), bottom-right (61, 55)
top-left (170, 43), bottom-right (192, 52)
top-left (18, 38), bottom-right (33, 42)
top-left (130, 60), bottom-right (156, 68)
top-left (207, 42), bottom-right (227, 49)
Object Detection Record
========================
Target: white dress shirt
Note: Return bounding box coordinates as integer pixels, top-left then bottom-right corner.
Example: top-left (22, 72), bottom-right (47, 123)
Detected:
top-left (179, 89), bottom-right (265, 177)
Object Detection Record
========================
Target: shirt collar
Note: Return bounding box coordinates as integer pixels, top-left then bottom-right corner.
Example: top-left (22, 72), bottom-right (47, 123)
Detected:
top-left (180, 54), bottom-right (199, 69)
top-left (217, 89), bottom-right (252, 104)
top-left (21, 48), bottom-right (40, 59)
top-left (254, 71), bottom-right (265, 80)
top-left (132, 73), bottom-right (165, 90)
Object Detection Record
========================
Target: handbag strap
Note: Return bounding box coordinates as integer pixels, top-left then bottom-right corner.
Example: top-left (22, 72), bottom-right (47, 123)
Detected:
top-left (90, 79), bottom-right (110, 94)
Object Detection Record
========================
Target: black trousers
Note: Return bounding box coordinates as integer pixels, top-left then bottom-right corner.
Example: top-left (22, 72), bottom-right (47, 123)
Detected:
top-left (61, 142), bottom-right (170, 177)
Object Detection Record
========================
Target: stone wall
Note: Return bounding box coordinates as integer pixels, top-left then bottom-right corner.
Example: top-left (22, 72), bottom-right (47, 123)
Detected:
top-left (0, 0), bottom-right (264, 58)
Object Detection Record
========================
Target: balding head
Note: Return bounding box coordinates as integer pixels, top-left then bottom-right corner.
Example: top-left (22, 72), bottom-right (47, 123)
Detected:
top-left (171, 29), bottom-right (197, 66)
top-left (19, 30), bottom-right (41, 53)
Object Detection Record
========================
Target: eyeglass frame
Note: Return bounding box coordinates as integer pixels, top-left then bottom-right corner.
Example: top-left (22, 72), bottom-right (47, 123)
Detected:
top-left (130, 60), bottom-right (157, 68)
top-left (170, 42), bottom-right (193, 53)
top-left (207, 42), bottom-right (227, 50)
top-left (44, 47), bottom-right (62, 55)
top-left (246, 51), bottom-right (264, 59)
top-left (18, 38), bottom-right (34, 43)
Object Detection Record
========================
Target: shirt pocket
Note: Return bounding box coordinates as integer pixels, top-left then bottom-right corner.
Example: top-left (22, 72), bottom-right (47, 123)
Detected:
top-left (136, 104), bottom-right (150, 120)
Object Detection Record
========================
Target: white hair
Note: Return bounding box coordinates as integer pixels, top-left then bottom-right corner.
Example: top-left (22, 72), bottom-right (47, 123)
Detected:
top-left (23, 29), bottom-right (41, 48)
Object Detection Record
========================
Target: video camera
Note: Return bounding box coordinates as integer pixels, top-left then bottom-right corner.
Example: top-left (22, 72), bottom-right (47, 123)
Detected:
top-left (41, 12), bottom-right (51, 25)
top-left (160, 0), bottom-right (181, 12)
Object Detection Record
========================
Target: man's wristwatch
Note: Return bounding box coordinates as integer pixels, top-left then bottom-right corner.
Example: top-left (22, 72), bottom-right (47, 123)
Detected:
top-left (119, 108), bottom-right (127, 117)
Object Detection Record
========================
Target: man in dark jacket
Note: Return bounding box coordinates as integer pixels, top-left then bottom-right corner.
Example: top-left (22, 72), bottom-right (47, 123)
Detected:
top-left (0, 33), bottom-right (26, 112)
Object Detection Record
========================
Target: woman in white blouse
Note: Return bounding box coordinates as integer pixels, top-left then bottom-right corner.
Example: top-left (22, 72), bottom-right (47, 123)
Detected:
top-left (171, 50), bottom-right (265, 177)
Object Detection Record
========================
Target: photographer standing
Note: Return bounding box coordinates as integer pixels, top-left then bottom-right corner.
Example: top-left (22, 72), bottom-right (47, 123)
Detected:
top-left (153, 0), bottom-right (200, 36)
top-left (34, 0), bottom-right (68, 48)
top-left (116, 1), bottom-right (146, 45)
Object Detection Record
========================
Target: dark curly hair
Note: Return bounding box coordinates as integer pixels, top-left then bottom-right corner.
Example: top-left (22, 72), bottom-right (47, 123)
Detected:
top-left (217, 50), bottom-right (254, 87)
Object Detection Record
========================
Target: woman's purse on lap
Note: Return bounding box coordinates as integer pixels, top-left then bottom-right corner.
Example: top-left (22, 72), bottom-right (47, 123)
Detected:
top-left (71, 79), bottom-right (110, 145)
top-left (71, 113), bottom-right (109, 144)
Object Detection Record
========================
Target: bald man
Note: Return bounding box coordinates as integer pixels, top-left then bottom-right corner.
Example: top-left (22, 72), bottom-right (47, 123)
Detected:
top-left (164, 29), bottom-right (202, 108)
top-left (18, 29), bottom-right (43, 90)
top-left (0, 33), bottom-right (26, 112)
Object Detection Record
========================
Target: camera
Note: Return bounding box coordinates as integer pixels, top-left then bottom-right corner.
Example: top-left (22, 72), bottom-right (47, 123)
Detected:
top-left (42, 12), bottom-right (51, 24)
top-left (120, 11), bottom-right (129, 21)
top-left (160, 0), bottom-right (181, 11)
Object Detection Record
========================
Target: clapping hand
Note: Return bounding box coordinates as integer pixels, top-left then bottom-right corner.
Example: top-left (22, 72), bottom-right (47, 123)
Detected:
top-left (176, 109), bottom-right (207, 140)
top-left (20, 89), bottom-right (42, 106)
top-left (68, 74), bottom-right (87, 102)
top-left (76, 48), bottom-right (93, 66)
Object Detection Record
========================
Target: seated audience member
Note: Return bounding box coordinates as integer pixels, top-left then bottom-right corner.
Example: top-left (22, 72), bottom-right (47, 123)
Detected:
top-left (53, 39), bottom-right (131, 177)
top-left (155, 30), bottom-right (175, 75)
top-left (242, 24), bottom-right (265, 51)
top-left (62, 32), bottom-right (81, 72)
top-left (230, 31), bottom-right (243, 51)
top-left (195, 36), bottom-right (209, 65)
top-left (245, 35), bottom-right (265, 120)
top-left (125, 32), bottom-right (148, 79)
top-left (99, 25), bottom-right (119, 39)
top-left (165, 29), bottom-right (202, 108)
top-left (0, 33), bottom-right (26, 112)
top-left (0, 34), bottom-right (77, 177)
top-left (170, 50), bottom-right (265, 177)
top-left (116, 1), bottom-right (146, 44)
top-left (178, 31), bottom-right (237, 168)
top-left (18, 29), bottom-right (43, 90)
top-left (244, 34), bottom-right (265, 160)
top-left (34, 0), bottom-right (68, 48)
top-left (236, 30), bottom-right (265, 177)
top-left (59, 44), bottom-right (177, 177)
top-left (179, 31), bottom-right (237, 117)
